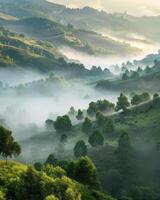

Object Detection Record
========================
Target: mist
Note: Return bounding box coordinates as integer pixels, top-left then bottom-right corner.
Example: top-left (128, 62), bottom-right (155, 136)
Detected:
top-left (60, 40), bottom-right (159, 72)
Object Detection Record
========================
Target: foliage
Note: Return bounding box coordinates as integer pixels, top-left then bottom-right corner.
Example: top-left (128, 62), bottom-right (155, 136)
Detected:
top-left (131, 92), bottom-right (150, 106)
top-left (76, 109), bottom-right (84, 121)
top-left (34, 162), bottom-right (43, 171)
top-left (115, 93), bottom-right (130, 112)
top-left (67, 157), bottom-right (100, 189)
top-left (96, 112), bottom-right (107, 127)
top-left (115, 132), bottom-right (134, 186)
top-left (42, 165), bottom-right (66, 179)
top-left (104, 119), bottom-right (115, 136)
top-left (82, 117), bottom-right (92, 135)
top-left (68, 107), bottom-right (76, 116)
top-left (45, 119), bottom-right (54, 130)
top-left (74, 141), bottom-right (87, 158)
top-left (45, 195), bottom-right (59, 200)
top-left (88, 131), bottom-right (104, 147)
top-left (0, 126), bottom-right (21, 162)
top-left (87, 100), bottom-right (114, 117)
top-left (45, 154), bottom-right (58, 166)
top-left (54, 115), bottom-right (72, 134)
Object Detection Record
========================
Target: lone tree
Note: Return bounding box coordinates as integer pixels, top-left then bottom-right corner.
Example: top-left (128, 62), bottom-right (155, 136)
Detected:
top-left (54, 115), bottom-right (72, 134)
top-left (0, 126), bottom-right (21, 163)
top-left (82, 117), bottom-right (92, 135)
top-left (76, 109), bottom-right (84, 120)
top-left (88, 131), bottom-right (104, 147)
top-left (74, 140), bottom-right (87, 158)
top-left (115, 93), bottom-right (130, 112)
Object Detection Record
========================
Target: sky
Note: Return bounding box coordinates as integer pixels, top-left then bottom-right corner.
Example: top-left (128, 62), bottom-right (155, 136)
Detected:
top-left (48, 0), bottom-right (160, 16)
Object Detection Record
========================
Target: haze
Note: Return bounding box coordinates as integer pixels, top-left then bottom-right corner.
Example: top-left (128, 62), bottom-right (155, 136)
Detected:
top-left (48, 0), bottom-right (160, 16)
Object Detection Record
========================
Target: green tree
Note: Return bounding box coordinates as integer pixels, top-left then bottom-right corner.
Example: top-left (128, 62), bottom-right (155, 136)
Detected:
top-left (122, 73), bottom-right (129, 80)
top-left (74, 156), bottom-right (100, 188)
top-left (87, 102), bottom-right (97, 117)
top-left (88, 131), bottom-right (104, 147)
top-left (104, 119), bottom-right (115, 136)
top-left (76, 109), bottom-right (84, 120)
top-left (45, 153), bottom-right (58, 166)
top-left (34, 162), bottom-right (42, 171)
top-left (54, 115), bottom-right (72, 133)
top-left (82, 117), bottom-right (92, 135)
top-left (115, 93), bottom-right (130, 112)
top-left (131, 94), bottom-right (142, 106)
top-left (96, 112), bottom-right (106, 127)
top-left (115, 132), bottom-right (134, 186)
top-left (74, 140), bottom-right (87, 158)
top-left (68, 107), bottom-right (76, 116)
top-left (0, 126), bottom-right (21, 163)
top-left (45, 195), bottom-right (59, 200)
top-left (45, 119), bottom-right (54, 130)
top-left (42, 165), bottom-right (66, 179)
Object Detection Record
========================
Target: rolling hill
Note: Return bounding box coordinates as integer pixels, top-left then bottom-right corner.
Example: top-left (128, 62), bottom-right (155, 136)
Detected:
top-left (96, 60), bottom-right (160, 93)
top-left (2, 16), bottom-right (141, 56)
top-left (0, 0), bottom-right (144, 57)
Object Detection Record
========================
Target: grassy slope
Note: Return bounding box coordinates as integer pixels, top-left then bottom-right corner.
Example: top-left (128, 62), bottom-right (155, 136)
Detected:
top-left (1, 17), bottom-right (139, 56)
top-left (19, 98), bottom-right (160, 163)
top-left (0, 27), bottom-right (66, 72)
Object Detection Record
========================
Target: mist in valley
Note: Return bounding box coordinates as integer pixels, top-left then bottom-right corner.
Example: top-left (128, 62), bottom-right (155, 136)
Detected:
top-left (0, 67), bottom-right (120, 162)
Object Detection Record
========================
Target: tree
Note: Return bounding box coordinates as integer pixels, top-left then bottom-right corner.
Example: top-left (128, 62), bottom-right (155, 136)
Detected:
top-left (122, 73), bottom-right (129, 80)
top-left (68, 107), bottom-right (76, 116)
top-left (153, 93), bottom-right (159, 99)
top-left (96, 112), bottom-right (106, 127)
top-left (82, 117), bottom-right (92, 135)
top-left (87, 102), bottom-right (97, 117)
top-left (74, 156), bottom-right (100, 188)
top-left (73, 140), bottom-right (87, 158)
top-left (34, 162), bottom-right (43, 171)
top-left (104, 119), bottom-right (115, 136)
top-left (131, 94), bottom-right (142, 106)
top-left (42, 165), bottom-right (66, 179)
top-left (45, 119), bottom-right (54, 130)
top-left (131, 92), bottom-right (150, 106)
top-left (54, 115), bottom-right (72, 133)
top-left (88, 131), bottom-right (104, 147)
top-left (0, 126), bottom-right (21, 163)
top-left (141, 92), bottom-right (151, 101)
top-left (115, 93), bottom-right (130, 112)
top-left (45, 153), bottom-right (58, 166)
top-left (45, 195), bottom-right (59, 200)
top-left (130, 71), bottom-right (139, 79)
top-left (153, 93), bottom-right (160, 104)
top-left (115, 132), bottom-right (134, 185)
top-left (76, 109), bottom-right (84, 120)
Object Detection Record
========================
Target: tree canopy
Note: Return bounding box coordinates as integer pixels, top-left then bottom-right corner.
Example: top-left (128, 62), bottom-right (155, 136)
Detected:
top-left (0, 126), bottom-right (21, 163)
